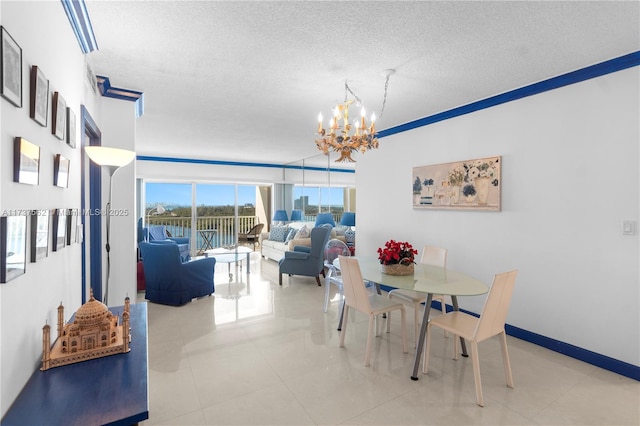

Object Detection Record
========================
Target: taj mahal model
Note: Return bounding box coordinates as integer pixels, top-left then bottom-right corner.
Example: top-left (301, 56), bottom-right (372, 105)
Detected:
top-left (41, 294), bottom-right (131, 371)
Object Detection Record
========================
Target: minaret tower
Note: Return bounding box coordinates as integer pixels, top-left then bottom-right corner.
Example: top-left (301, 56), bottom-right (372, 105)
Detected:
top-left (57, 303), bottom-right (64, 338)
top-left (41, 324), bottom-right (50, 370)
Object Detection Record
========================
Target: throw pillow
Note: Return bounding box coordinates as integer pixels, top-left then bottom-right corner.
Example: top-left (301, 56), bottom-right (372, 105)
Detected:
top-left (270, 225), bottom-right (289, 242)
top-left (294, 225), bottom-right (310, 239)
top-left (284, 228), bottom-right (297, 244)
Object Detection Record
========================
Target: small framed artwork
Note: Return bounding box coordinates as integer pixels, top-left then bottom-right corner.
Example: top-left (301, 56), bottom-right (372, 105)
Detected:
top-left (30, 65), bottom-right (48, 126)
top-left (1, 26), bottom-right (22, 107)
top-left (66, 209), bottom-right (78, 245)
top-left (66, 107), bottom-right (76, 148)
top-left (52, 92), bottom-right (66, 140)
top-left (14, 137), bottom-right (40, 185)
top-left (1, 214), bottom-right (27, 283)
top-left (53, 154), bottom-right (70, 188)
top-left (412, 155), bottom-right (501, 211)
top-left (51, 208), bottom-right (66, 252)
top-left (30, 210), bottom-right (49, 262)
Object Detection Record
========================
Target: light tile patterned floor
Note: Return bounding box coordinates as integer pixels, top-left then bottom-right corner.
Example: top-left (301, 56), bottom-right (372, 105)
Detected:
top-left (139, 253), bottom-right (639, 425)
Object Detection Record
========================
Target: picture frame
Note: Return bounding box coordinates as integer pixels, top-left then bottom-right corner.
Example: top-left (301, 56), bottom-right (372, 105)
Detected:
top-left (52, 92), bottom-right (66, 140)
top-left (53, 154), bottom-right (70, 188)
top-left (30, 210), bottom-right (49, 262)
top-left (13, 137), bottom-right (40, 185)
top-left (1, 214), bottom-right (27, 283)
top-left (30, 65), bottom-right (48, 126)
top-left (1, 26), bottom-right (22, 107)
top-left (51, 208), bottom-right (66, 252)
top-left (66, 209), bottom-right (78, 245)
top-left (66, 107), bottom-right (76, 148)
top-left (412, 155), bottom-right (501, 211)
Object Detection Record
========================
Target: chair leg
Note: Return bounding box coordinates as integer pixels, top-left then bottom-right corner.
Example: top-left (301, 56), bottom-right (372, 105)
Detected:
top-left (423, 322), bottom-right (432, 374)
top-left (453, 333), bottom-right (460, 360)
top-left (365, 315), bottom-right (375, 366)
top-left (470, 341), bottom-right (484, 407)
top-left (339, 306), bottom-right (349, 347)
top-left (279, 273), bottom-right (283, 286)
top-left (400, 306), bottom-right (407, 354)
top-left (315, 275), bottom-right (321, 286)
top-left (386, 311), bottom-right (391, 333)
top-left (499, 331), bottom-right (514, 388)
top-left (323, 280), bottom-right (331, 312)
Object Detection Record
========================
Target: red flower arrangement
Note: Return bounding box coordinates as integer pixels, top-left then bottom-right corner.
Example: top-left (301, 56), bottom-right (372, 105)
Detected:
top-left (377, 240), bottom-right (417, 265)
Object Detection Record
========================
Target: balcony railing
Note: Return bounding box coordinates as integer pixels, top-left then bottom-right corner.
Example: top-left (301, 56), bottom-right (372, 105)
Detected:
top-left (146, 213), bottom-right (343, 254)
top-left (147, 215), bottom-right (258, 253)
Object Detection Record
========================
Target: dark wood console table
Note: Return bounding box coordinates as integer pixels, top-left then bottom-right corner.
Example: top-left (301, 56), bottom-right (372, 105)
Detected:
top-left (2, 303), bottom-right (149, 426)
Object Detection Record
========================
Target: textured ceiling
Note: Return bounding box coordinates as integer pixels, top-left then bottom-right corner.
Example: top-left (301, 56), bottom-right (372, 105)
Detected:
top-left (85, 1), bottom-right (639, 169)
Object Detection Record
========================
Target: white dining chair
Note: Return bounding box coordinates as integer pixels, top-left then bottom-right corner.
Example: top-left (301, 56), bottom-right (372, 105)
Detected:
top-left (423, 270), bottom-right (518, 407)
top-left (338, 256), bottom-right (408, 367)
top-left (387, 246), bottom-right (448, 345)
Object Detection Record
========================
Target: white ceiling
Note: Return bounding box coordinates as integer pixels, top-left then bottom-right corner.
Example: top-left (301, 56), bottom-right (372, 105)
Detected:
top-left (85, 1), bottom-right (639, 169)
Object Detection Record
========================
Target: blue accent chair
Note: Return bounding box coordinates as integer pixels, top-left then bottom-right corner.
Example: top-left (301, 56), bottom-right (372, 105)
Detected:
top-left (145, 223), bottom-right (191, 262)
top-left (139, 242), bottom-right (215, 306)
top-left (278, 226), bottom-right (331, 286)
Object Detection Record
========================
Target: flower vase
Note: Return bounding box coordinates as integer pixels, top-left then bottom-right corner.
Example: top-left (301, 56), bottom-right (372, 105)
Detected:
top-left (450, 185), bottom-right (461, 204)
top-left (475, 177), bottom-right (490, 206)
top-left (381, 263), bottom-right (414, 276)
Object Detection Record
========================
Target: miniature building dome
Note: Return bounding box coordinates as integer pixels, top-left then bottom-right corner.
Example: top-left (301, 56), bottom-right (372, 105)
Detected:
top-left (74, 295), bottom-right (109, 327)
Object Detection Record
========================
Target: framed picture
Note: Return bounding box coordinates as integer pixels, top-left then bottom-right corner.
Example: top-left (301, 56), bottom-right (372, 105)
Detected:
top-left (1, 214), bottom-right (27, 283)
top-left (51, 208), bottom-right (66, 252)
top-left (66, 209), bottom-right (78, 245)
top-left (1, 26), bottom-right (22, 107)
top-left (30, 210), bottom-right (49, 262)
top-left (30, 65), bottom-right (48, 126)
top-left (66, 107), bottom-right (76, 148)
top-left (52, 92), bottom-right (66, 140)
top-left (53, 154), bottom-right (70, 188)
top-left (412, 155), bottom-right (501, 211)
top-left (13, 137), bottom-right (40, 185)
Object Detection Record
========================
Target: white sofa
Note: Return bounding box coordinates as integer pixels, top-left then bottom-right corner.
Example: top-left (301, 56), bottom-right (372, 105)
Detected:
top-left (260, 221), bottom-right (346, 262)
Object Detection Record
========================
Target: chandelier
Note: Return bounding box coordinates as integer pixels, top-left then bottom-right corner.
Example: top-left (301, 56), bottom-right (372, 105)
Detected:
top-left (315, 70), bottom-right (394, 162)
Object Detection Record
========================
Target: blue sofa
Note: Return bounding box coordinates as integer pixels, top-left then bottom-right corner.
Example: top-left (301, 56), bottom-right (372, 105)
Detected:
top-left (139, 242), bottom-right (215, 306)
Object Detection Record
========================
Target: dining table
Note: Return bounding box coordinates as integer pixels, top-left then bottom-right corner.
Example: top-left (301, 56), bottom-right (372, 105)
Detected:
top-left (340, 256), bottom-right (489, 380)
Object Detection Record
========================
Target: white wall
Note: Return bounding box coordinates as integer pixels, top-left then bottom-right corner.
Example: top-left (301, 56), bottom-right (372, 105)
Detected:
top-left (98, 98), bottom-right (137, 305)
top-left (356, 67), bottom-right (639, 366)
top-left (0, 1), bottom-right (100, 417)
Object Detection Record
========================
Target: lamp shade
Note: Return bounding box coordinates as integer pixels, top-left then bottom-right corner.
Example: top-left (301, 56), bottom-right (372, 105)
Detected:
top-left (340, 212), bottom-right (356, 227)
top-left (85, 146), bottom-right (136, 167)
top-left (315, 212), bottom-right (335, 227)
top-left (290, 210), bottom-right (302, 221)
top-left (273, 210), bottom-right (289, 222)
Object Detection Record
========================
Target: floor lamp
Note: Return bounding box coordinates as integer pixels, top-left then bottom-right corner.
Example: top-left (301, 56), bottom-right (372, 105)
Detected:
top-left (85, 146), bottom-right (136, 306)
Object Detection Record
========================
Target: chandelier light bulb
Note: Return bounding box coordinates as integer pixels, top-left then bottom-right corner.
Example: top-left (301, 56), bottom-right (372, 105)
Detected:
top-left (317, 113), bottom-right (323, 134)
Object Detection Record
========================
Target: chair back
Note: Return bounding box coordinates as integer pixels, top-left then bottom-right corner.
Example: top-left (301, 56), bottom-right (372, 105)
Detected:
top-left (147, 225), bottom-right (168, 241)
top-left (474, 270), bottom-right (518, 341)
top-left (248, 223), bottom-right (264, 235)
top-left (324, 239), bottom-right (350, 267)
top-left (139, 242), bottom-right (183, 280)
top-left (420, 245), bottom-right (447, 267)
top-left (339, 256), bottom-right (373, 313)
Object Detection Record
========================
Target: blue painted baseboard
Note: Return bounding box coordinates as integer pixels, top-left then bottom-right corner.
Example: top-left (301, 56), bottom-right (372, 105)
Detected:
top-left (378, 284), bottom-right (639, 381)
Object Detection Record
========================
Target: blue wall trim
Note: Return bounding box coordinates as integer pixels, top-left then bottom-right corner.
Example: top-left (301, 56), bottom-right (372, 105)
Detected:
top-left (60, 0), bottom-right (98, 53)
top-left (377, 51), bottom-right (640, 139)
top-left (137, 155), bottom-right (355, 174)
top-left (377, 284), bottom-right (639, 381)
top-left (96, 75), bottom-right (145, 118)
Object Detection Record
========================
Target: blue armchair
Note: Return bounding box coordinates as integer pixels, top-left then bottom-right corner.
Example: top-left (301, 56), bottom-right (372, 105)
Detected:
top-left (279, 226), bottom-right (331, 286)
top-left (139, 242), bottom-right (215, 306)
top-left (144, 223), bottom-right (190, 262)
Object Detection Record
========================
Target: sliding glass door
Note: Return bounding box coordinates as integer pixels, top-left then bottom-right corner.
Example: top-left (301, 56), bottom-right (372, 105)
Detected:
top-left (144, 182), bottom-right (259, 255)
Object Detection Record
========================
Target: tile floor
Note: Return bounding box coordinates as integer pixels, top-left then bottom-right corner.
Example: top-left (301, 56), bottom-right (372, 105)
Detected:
top-left (139, 253), bottom-right (639, 425)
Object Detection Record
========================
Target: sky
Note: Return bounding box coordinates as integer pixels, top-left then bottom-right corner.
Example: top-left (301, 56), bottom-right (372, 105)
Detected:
top-left (146, 183), bottom-right (344, 208)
